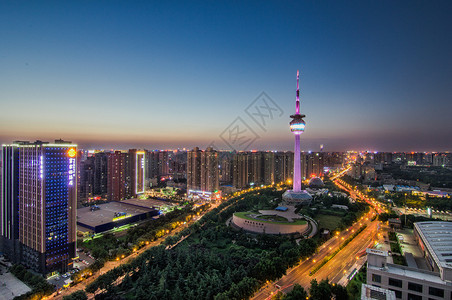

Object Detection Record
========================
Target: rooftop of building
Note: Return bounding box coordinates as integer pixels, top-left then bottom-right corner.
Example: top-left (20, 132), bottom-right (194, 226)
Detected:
top-left (3, 139), bottom-right (75, 147)
top-left (282, 190), bottom-right (313, 200)
top-left (368, 262), bottom-right (446, 285)
top-left (77, 201), bottom-right (156, 228)
top-left (121, 198), bottom-right (175, 209)
top-left (414, 221), bottom-right (452, 271)
top-left (366, 248), bottom-right (388, 257)
top-left (361, 284), bottom-right (396, 300)
top-left (308, 177), bottom-right (324, 188)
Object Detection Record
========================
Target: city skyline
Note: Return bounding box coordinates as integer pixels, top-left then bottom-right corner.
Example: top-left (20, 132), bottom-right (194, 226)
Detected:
top-left (1, 1), bottom-right (452, 152)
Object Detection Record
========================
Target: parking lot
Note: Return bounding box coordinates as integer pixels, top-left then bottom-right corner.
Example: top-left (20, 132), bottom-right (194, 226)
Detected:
top-left (47, 250), bottom-right (95, 289)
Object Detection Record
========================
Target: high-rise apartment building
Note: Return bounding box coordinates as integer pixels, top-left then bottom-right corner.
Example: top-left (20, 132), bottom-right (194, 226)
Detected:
top-left (187, 147), bottom-right (219, 192)
top-left (78, 156), bottom-right (94, 201)
top-left (93, 152), bottom-right (109, 196)
top-left (305, 152), bottom-right (324, 178)
top-left (232, 152), bottom-right (249, 189)
top-left (1, 140), bottom-right (77, 275)
top-left (107, 151), bottom-right (132, 201)
top-left (200, 147), bottom-right (219, 192)
top-left (275, 151), bottom-right (294, 184)
top-left (263, 152), bottom-right (275, 185)
top-left (187, 147), bottom-right (202, 191)
top-left (219, 151), bottom-right (234, 184)
top-left (170, 150), bottom-right (187, 179)
top-left (232, 151), bottom-right (283, 189)
top-left (148, 151), bottom-right (171, 180)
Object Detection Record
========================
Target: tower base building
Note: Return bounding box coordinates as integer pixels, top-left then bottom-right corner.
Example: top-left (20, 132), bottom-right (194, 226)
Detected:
top-left (282, 190), bottom-right (312, 206)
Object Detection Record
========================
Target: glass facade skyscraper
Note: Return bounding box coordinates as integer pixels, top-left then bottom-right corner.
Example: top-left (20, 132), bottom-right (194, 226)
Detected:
top-left (1, 140), bottom-right (77, 275)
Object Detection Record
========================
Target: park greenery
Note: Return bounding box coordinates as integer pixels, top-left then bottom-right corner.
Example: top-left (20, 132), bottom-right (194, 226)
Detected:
top-left (76, 188), bottom-right (320, 299)
top-left (82, 204), bottom-right (208, 261)
top-left (383, 165), bottom-right (452, 189)
top-left (70, 203), bottom-right (210, 284)
top-left (272, 279), bottom-right (348, 300)
top-left (300, 193), bottom-right (368, 234)
top-left (63, 290), bottom-right (88, 300)
top-left (342, 170), bottom-right (452, 212)
top-left (62, 184), bottom-right (370, 300)
top-left (9, 264), bottom-right (55, 300)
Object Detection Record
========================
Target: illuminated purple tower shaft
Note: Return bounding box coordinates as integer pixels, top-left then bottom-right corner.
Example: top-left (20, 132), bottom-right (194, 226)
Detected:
top-left (290, 70), bottom-right (306, 192)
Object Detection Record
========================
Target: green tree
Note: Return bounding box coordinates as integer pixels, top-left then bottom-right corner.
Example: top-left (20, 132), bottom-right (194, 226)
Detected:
top-left (309, 279), bottom-right (331, 300)
top-left (284, 284), bottom-right (308, 300)
top-left (63, 290), bottom-right (88, 300)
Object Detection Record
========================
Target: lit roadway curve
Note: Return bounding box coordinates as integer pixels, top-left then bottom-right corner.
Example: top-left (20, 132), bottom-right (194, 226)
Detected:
top-left (253, 176), bottom-right (382, 300)
top-left (252, 215), bottom-right (378, 300)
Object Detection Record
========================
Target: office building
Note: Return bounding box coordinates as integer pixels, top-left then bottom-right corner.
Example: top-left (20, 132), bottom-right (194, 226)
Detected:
top-left (1, 140), bottom-right (77, 275)
top-left (367, 222), bottom-right (452, 300)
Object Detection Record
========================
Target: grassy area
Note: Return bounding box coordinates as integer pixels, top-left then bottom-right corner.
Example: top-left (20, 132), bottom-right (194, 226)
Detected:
top-left (393, 255), bottom-right (407, 266)
top-left (255, 215), bottom-right (289, 222)
top-left (318, 209), bottom-right (346, 217)
top-left (234, 212), bottom-right (307, 225)
top-left (315, 214), bottom-right (342, 231)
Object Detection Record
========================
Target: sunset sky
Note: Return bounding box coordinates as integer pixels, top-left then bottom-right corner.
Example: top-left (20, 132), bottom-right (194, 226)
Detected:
top-left (1, 1), bottom-right (451, 151)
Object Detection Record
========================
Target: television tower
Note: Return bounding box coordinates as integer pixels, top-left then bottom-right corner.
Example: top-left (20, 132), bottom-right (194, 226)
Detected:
top-left (289, 70), bottom-right (306, 192)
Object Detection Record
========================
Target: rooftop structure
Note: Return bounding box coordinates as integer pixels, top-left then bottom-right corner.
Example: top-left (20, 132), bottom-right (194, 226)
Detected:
top-left (308, 177), bottom-right (324, 188)
top-left (414, 221), bottom-right (452, 280)
top-left (77, 201), bottom-right (158, 233)
top-left (366, 222), bottom-right (452, 300)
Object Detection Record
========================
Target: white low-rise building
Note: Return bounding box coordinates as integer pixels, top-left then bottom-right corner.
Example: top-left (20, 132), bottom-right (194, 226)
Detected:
top-left (366, 222), bottom-right (452, 300)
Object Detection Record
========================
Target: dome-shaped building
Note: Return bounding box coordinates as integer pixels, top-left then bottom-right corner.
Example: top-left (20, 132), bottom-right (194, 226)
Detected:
top-left (308, 177), bottom-right (324, 189)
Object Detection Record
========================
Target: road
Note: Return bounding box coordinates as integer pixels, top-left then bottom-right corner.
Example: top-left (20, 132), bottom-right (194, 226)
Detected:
top-left (253, 173), bottom-right (385, 300)
top-left (51, 199), bottom-right (229, 299)
top-left (252, 212), bottom-right (378, 300)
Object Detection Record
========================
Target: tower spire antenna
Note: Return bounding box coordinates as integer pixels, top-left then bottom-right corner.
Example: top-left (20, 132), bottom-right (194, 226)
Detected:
top-left (296, 70), bottom-right (300, 114)
top-left (283, 70), bottom-right (311, 204)
top-left (289, 70), bottom-right (306, 192)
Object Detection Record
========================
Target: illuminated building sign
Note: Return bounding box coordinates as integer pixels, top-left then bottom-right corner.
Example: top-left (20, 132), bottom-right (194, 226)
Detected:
top-left (68, 148), bottom-right (76, 158)
top-left (40, 155), bottom-right (43, 179)
top-left (136, 151), bottom-right (145, 194)
top-left (68, 158), bottom-right (75, 186)
top-left (113, 213), bottom-right (132, 222)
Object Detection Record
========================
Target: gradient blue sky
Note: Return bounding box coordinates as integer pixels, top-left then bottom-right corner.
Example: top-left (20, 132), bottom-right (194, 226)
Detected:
top-left (1, 1), bottom-right (451, 151)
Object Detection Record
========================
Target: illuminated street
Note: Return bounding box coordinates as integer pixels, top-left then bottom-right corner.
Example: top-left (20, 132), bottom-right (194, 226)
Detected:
top-left (252, 171), bottom-right (386, 299)
top-left (252, 213), bottom-right (378, 300)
